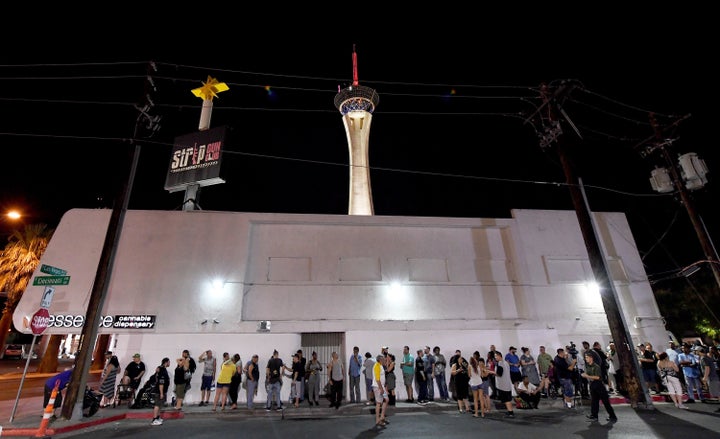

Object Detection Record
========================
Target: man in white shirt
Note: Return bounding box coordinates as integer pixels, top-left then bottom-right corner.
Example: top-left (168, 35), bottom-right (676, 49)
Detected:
top-left (517, 375), bottom-right (541, 409)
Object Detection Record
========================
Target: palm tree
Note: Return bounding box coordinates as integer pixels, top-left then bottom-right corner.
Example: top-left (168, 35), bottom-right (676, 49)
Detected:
top-left (0, 224), bottom-right (54, 357)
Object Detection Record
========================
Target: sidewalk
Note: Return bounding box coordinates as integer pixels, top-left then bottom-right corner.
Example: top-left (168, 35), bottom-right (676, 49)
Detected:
top-left (0, 391), bottom-right (699, 437)
top-left (3, 385), bottom-right (720, 438)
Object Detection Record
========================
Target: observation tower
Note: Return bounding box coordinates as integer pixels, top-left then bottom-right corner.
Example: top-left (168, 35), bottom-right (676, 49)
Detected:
top-left (334, 46), bottom-right (380, 215)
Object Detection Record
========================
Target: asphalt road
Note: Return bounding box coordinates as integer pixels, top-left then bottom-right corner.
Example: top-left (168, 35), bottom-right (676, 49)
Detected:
top-left (0, 357), bottom-right (97, 402)
top-left (48, 404), bottom-right (720, 439)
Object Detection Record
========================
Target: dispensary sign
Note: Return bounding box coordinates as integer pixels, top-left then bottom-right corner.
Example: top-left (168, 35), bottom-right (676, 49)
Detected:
top-left (47, 314), bottom-right (157, 329)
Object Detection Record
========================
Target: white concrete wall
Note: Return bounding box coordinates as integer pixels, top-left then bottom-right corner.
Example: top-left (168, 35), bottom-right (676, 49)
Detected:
top-left (15, 208), bottom-right (667, 401)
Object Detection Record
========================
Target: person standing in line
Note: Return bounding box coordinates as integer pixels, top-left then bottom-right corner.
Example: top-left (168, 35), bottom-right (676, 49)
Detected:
top-left (451, 351), bottom-right (471, 414)
top-left (485, 346), bottom-right (497, 400)
top-left (172, 353), bottom-right (190, 410)
top-left (520, 347), bottom-right (541, 388)
top-left (266, 349), bottom-right (288, 411)
top-left (400, 346), bottom-right (414, 402)
top-left (657, 351), bottom-right (686, 408)
top-left (291, 353), bottom-right (304, 407)
top-left (198, 350), bottom-right (216, 406)
top-left (151, 357), bottom-right (170, 426)
top-left (228, 353), bottom-right (242, 409)
top-left (99, 351), bottom-right (120, 408)
top-left (327, 351), bottom-right (345, 409)
top-left (372, 354), bottom-right (390, 429)
top-left (678, 343), bottom-right (703, 403)
top-left (479, 357), bottom-right (493, 415)
top-left (494, 350), bottom-right (515, 418)
top-left (182, 349), bottom-right (196, 391)
top-left (605, 342), bottom-right (619, 394)
top-left (306, 351), bottom-right (323, 406)
top-left (505, 346), bottom-right (522, 386)
top-left (698, 347), bottom-right (720, 399)
top-left (212, 352), bottom-right (234, 411)
top-left (468, 355), bottom-right (484, 417)
top-left (244, 354), bottom-right (260, 409)
top-left (415, 349), bottom-right (428, 403)
top-left (348, 346), bottom-right (363, 403)
top-left (433, 346), bottom-right (449, 401)
top-left (363, 352), bottom-right (376, 405)
top-left (581, 351), bottom-right (617, 423)
top-left (296, 350), bottom-right (306, 404)
top-left (386, 353), bottom-right (397, 405)
top-left (639, 342), bottom-right (660, 394)
top-left (423, 346), bottom-right (436, 401)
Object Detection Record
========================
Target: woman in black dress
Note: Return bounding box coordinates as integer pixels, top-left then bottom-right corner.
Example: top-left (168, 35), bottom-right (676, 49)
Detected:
top-left (451, 352), bottom-right (470, 413)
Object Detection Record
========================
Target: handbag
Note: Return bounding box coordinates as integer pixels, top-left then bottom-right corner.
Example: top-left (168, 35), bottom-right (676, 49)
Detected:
top-left (184, 370), bottom-right (192, 381)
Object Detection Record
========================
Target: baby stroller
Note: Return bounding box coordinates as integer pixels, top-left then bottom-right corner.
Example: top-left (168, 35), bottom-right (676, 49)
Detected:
top-left (131, 377), bottom-right (157, 409)
top-left (113, 376), bottom-right (136, 408)
top-left (83, 387), bottom-right (102, 417)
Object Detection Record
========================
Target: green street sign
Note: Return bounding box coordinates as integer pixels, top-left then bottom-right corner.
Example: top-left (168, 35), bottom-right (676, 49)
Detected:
top-left (40, 264), bottom-right (67, 276)
top-left (33, 275), bottom-right (71, 286)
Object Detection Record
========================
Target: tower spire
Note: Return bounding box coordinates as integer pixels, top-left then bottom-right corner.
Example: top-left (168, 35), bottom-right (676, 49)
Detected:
top-left (352, 43), bottom-right (359, 86)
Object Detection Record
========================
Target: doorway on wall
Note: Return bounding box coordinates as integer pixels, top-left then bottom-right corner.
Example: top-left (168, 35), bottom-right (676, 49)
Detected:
top-left (301, 332), bottom-right (345, 401)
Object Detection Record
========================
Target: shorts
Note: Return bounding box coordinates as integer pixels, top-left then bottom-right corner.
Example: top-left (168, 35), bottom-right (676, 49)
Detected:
top-left (497, 389), bottom-right (512, 403)
top-left (560, 378), bottom-right (574, 398)
top-left (510, 371), bottom-right (522, 383)
top-left (215, 382), bottom-right (230, 389)
top-left (201, 375), bottom-right (214, 390)
top-left (373, 387), bottom-right (387, 402)
top-left (403, 372), bottom-right (414, 387)
top-left (174, 382), bottom-right (186, 398)
top-left (471, 384), bottom-right (483, 391)
top-left (642, 368), bottom-right (658, 384)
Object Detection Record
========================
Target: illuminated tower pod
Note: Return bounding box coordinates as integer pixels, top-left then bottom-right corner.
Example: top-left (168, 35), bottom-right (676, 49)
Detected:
top-left (334, 48), bottom-right (380, 216)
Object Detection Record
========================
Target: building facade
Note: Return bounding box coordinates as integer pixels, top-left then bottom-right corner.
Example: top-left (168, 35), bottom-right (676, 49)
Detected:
top-left (15, 208), bottom-right (666, 403)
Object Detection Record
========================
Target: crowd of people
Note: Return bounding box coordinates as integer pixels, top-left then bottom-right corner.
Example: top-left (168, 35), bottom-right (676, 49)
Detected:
top-left (62, 337), bottom-right (718, 427)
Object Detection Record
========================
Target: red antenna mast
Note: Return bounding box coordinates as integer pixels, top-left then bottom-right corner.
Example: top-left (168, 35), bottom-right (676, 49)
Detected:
top-left (352, 44), bottom-right (359, 86)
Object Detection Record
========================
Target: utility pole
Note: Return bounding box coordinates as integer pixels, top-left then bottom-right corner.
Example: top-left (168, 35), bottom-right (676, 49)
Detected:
top-left (645, 115), bottom-right (720, 292)
top-left (61, 63), bottom-right (160, 419)
top-left (527, 80), bottom-right (651, 408)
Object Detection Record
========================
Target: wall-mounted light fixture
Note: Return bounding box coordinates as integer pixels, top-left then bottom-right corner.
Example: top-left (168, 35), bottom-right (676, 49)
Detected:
top-left (200, 319), bottom-right (208, 325)
top-left (257, 321), bottom-right (271, 333)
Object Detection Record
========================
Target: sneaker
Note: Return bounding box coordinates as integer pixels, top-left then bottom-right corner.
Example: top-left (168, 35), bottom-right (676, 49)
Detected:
top-left (198, 401), bottom-right (205, 407)
top-left (265, 407), bottom-right (272, 412)
top-left (677, 404), bottom-right (689, 409)
top-left (151, 418), bottom-right (163, 426)
top-left (504, 412), bottom-right (515, 418)
top-left (565, 402), bottom-right (573, 409)
top-left (586, 415), bottom-right (599, 422)
top-left (606, 416), bottom-right (618, 422)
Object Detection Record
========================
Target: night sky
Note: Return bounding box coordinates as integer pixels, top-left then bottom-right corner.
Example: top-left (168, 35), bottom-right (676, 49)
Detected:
top-left (0, 11), bottom-right (716, 284)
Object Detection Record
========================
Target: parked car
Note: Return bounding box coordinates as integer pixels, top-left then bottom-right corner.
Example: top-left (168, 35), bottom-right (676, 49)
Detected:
top-left (3, 344), bottom-right (24, 360)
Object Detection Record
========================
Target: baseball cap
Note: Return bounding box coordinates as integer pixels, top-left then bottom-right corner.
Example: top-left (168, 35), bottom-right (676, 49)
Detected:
top-left (133, 353), bottom-right (141, 358)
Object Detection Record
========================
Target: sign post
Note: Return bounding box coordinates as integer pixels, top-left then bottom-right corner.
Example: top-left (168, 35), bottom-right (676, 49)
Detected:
top-left (9, 309), bottom-right (50, 422)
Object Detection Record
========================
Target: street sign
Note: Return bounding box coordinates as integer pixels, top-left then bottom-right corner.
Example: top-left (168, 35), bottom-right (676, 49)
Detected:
top-left (30, 308), bottom-right (50, 335)
top-left (32, 275), bottom-right (70, 286)
top-left (40, 264), bottom-right (67, 276)
top-left (40, 286), bottom-right (55, 309)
